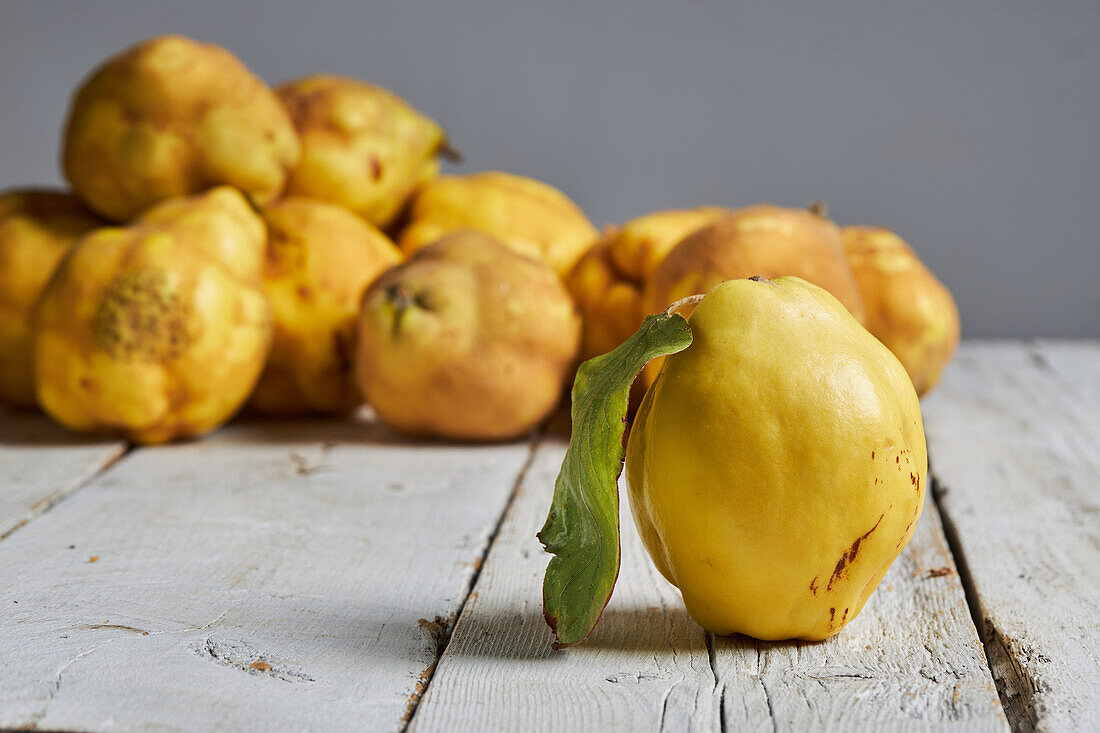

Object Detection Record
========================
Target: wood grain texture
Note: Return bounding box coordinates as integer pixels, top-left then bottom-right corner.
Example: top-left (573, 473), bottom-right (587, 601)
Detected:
top-left (0, 416), bottom-right (535, 732)
top-left (0, 410), bottom-right (127, 540)
top-left (922, 341), bottom-right (1100, 732)
top-left (409, 437), bottom-right (1007, 731)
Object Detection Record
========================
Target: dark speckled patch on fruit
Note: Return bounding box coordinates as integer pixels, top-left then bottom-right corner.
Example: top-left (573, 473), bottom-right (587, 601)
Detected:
top-left (92, 268), bottom-right (189, 362)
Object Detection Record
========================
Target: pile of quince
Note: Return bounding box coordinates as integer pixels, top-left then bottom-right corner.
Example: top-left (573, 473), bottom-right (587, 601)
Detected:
top-left (1, 34), bottom-right (958, 449)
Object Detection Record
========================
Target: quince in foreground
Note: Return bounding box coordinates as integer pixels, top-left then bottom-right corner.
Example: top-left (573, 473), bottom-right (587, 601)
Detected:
top-left (627, 277), bottom-right (925, 640)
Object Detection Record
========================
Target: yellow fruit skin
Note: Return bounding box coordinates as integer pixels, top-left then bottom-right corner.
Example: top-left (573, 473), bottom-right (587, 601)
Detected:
top-left (250, 198), bottom-right (402, 415)
top-left (398, 171), bottom-right (598, 276)
top-left (62, 35), bottom-right (300, 222)
top-left (644, 205), bottom-right (864, 319)
top-left (842, 227), bottom-right (960, 396)
top-left (32, 187), bottom-right (272, 444)
top-left (0, 191), bottom-right (103, 409)
top-left (626, 277), bottom-right (926, 641)
top-left (278, 75), bottom-right (446, 228)
top-left (639, 205), bottom-right (865, 389)
top-left (567, 207), bottom-right (729, 359)
top-left (356, 231), bottom-right (581, 441)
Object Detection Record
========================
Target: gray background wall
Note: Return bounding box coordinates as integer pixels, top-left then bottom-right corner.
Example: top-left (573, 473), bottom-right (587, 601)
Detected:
top-left (1, 1), bottom-right (1097, 337)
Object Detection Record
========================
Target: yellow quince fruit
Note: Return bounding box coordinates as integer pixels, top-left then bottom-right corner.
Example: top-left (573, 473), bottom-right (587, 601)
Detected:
top-left (0, 191), bottom-right (102, 409)
top-left (644, 205), bottom-right (864, 319)
top-left (638, 204), bottom-right (865, 390)
top-left (250, 197), bottom-right (402, 416)
top-left (841, 226), bottom-right (960, 396)
top-left (626, 277), bottom-right (925, 640)
top-left (566, 206), bottom-right (728, 359)
top-left (32, 187), bottom-right (272, 444)
top-left (278, 75), bottom-right (450, 228)
top-left (397, 171), bottom-right (598, 276)
top-left (356, 230), bottom-right (581, 441)
top-left (62, 35), bottom-right (300, 222)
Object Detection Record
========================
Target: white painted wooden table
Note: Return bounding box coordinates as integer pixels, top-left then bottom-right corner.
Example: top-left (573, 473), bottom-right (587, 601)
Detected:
top-left (1, 341), bottom-right (1096, 732)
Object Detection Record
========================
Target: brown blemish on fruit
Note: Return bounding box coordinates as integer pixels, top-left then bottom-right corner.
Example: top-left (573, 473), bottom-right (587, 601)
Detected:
top-left (369, 156), bottom-right (383, 181)
top-left (386, 283), bottom-right (421, 338)
top-left (92, 268), bottom-right (188, 362)
top-left (827, 514), bottom-right (885, 590)
top-left (332, 328), bottom-right (354, 377)
top-left (296, 284), bottom-right (312, 299)
top-left (871, 450), bottom-right (875, 459)
top-left (809, 576), bottom-right (819, 595)
top-left (901, 516), bottom-right (916, 540)
top-left (841, 607), bottom-right (849, 623)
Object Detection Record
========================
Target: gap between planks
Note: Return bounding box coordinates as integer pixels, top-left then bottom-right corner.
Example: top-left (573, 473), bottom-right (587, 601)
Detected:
top-left (0, 412), bottom-right (133, 543)
top-left (930, 473), bottom-right (1025, 728)
top-left (0, 448), bottom-right (133, 542)
top-left (400, 429), bottom-right (544, 729)
top-left (921, 341), bottom-right (1100, 732)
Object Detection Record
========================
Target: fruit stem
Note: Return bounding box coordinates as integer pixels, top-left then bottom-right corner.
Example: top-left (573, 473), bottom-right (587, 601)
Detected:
top-left (388, 283), bottom-right (413, 337)
top-left (438, 140), bottom-right (463, 163)
top-left (808, 200), bottom-right (828, 218)
top-left (664, 294), bottom-right (706, 316)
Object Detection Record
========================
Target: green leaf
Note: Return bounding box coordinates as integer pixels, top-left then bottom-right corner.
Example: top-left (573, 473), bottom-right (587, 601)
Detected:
top-left (538, 309), bottom-right (694, 648)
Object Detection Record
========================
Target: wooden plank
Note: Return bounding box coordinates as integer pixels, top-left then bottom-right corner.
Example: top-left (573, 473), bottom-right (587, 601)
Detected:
top-left (922, 341), bottom-right (1100, 732)
top-left (1032, 339), bottom-right (1100, 408)
top-left (0, 415), bottom-right (536, 732)
top-left (0, 411), bottom-right (127, 540)
top-left (410, 437), bottom-right (1007, 731)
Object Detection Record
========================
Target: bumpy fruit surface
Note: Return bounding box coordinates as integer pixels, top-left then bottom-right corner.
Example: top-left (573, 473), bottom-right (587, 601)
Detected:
top-left (356, 231), bottom-right (581, 441)
top-left (32, 187), bottom-right (272, 444)
top-left (278, 75), bottom-right (448, 228)
top-left (250, 198), bottom-right (402, 415)
top-left (62, 35), bottom-right (300, 222)
top-left (627, 277), bottom-right (926, 641)
top-left (398, 171), bottom-right (598, 276)
top-left (0, 191), bottom-right (102, 409)
top-left (567, 206), bottom-right (728, 359)
top-left (842, 227), bottom-right (960, 396)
